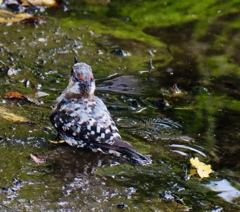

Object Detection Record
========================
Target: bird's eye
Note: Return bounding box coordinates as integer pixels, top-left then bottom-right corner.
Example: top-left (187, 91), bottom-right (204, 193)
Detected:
top-left (77, 74), bottom-right (84, 81)
top-left (89, 75), bottom-right (94, 82)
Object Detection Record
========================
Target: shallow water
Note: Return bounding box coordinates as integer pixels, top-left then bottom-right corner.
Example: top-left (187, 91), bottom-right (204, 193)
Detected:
top-left (0, 0), bottom-right (240, 211)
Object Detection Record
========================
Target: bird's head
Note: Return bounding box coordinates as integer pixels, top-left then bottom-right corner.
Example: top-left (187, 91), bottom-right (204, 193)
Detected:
top-left (67, 61), bottom-right (96, 97)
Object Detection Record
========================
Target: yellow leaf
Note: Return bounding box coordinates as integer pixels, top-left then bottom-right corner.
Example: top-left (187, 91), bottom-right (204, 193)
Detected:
top-left (196, 164), bottom-right (212, 179)
top-left (22, 0), bottom-right (59, 6)
top-left (0, 106), bottom-right (36, 124)
top-left (190, 157), bottom-right (202, 167)
top-left (0, 9), bottom-right (32, 23)
top-left (49, 140), bottom-right (66, 144)
top-left (190, 157), bottom-right (212, 179)
top-left (188, 168), bottom-right (197, 178)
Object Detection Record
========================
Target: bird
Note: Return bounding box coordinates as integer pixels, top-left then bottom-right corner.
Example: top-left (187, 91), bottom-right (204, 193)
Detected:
top-left (50, 58), bottom-right (152, 166)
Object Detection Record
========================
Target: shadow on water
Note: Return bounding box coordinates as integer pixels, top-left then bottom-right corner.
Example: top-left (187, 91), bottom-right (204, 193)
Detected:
top-left (215, 108), bottom-right (240, 170)
top-left (144, 21), bottom-right (197, 45)
top-left (0, 0), bottom-right (240, 211)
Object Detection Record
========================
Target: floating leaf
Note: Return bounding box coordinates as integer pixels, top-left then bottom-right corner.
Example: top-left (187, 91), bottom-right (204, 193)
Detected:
top-left (4, 92), bottom-right (26, 99)
top-left (189, 157), bottom-right (212, 179)
top-left (49, 140), bottom-right (66, 144)
top-left (0, 106), bottom-right (36, 124)
top-left (188, 168), bottom-right (197, 178)
top-left (30, 153), bottom-right (46, 164)
top-left (0, 9), bottom-right (32, 23)
top-left (4, 91), bottom-right (44, 105)
top-left (22, 0), bottom-right (61, 6)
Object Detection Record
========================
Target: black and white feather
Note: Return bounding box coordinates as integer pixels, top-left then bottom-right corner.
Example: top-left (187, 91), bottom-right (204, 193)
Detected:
top-left (50, 60), bottom-right (152, 165)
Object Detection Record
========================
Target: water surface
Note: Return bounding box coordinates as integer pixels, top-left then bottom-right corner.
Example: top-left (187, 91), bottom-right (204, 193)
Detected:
top-left (0, 0), bottom-right (240, 211)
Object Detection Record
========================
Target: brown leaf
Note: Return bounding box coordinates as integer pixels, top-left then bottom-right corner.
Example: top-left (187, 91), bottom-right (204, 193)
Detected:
top-left (4, 92), bottom-right (26, 99)
top-left (4, 91), bottom-right (44, 105)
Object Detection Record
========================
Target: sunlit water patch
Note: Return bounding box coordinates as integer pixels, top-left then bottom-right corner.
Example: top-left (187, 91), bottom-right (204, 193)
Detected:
top-left (204, 179), bottom-right (240, 205)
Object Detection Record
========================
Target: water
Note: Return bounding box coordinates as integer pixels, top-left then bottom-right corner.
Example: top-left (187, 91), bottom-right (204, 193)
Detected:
top-left (0, 0), bottom-right (240, 211)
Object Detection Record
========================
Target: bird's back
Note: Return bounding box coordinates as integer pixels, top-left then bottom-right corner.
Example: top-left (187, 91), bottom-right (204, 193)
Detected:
top-left (50, 95), bottom-right (129, 148)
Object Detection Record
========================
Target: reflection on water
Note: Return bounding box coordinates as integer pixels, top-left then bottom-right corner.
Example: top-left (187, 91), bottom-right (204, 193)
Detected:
top-left (204, 179), bottom-right (240, 204)
top-left (169, 144), bottom-right (206, 157)
top-left (0, 0), bottom-right (240, 211)
top-left (97, 75), bottom-right (144, 95)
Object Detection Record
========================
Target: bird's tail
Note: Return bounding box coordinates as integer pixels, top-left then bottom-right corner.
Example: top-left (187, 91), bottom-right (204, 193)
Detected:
top-left (87, 142), bottom-right (152, 166)
top-left (111, 147), bottom-right (152, 166)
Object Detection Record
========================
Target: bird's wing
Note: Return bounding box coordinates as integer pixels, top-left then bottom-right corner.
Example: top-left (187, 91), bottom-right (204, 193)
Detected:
top-left (50, 97), bottom-right (132, 148)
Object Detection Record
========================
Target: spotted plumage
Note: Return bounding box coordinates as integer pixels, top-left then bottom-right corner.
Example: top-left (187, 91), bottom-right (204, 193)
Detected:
top-left (50, 59), bottom-right (152, 165)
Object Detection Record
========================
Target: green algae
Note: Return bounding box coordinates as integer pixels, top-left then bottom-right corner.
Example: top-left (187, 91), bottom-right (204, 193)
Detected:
top-left (0, 0), bottom-right (240, 211)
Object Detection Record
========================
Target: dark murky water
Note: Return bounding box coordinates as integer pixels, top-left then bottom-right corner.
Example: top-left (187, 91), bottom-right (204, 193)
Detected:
top-left (0, 0), bottom-right (240, 211)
